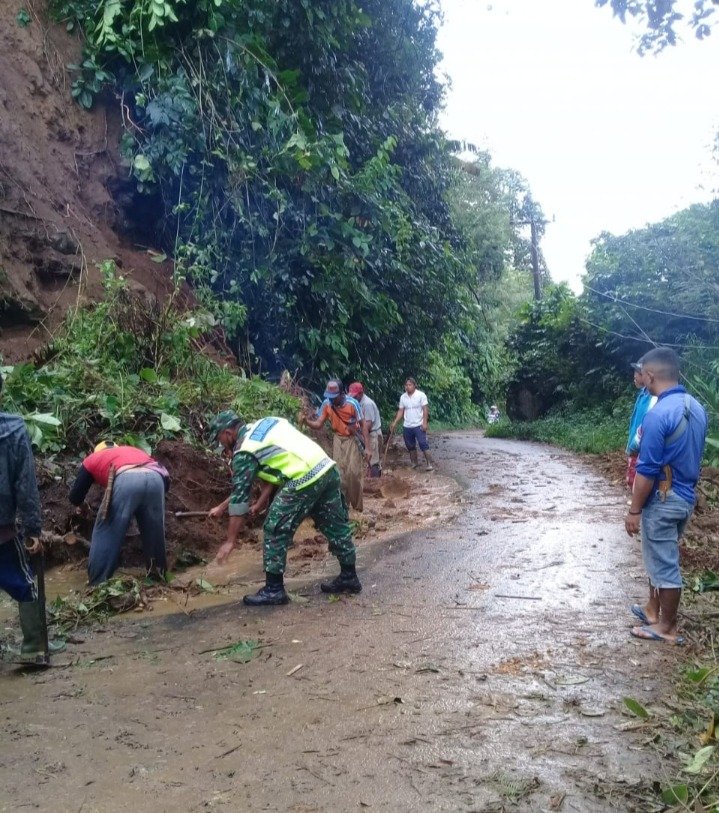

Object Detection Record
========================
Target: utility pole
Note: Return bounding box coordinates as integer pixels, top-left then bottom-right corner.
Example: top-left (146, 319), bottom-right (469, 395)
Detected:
top-left (512, 214), bottom-right (552, 301)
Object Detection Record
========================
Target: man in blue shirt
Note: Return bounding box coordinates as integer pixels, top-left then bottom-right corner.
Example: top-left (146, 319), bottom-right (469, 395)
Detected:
top-left (625, 362), bottom-right (656, 489)
top-left (625, 347), bottom-right (708, 645)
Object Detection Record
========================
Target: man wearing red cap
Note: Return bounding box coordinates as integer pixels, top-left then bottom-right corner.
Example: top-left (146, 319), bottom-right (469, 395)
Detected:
top-left (348, 382), bottom-right (382, 478)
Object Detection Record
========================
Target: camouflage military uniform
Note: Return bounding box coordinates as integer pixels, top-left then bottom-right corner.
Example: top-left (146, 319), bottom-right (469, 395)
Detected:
top-left (263, 467), bottom-right (355, 574)
top-left (229, 437), bottom-right (356, 575)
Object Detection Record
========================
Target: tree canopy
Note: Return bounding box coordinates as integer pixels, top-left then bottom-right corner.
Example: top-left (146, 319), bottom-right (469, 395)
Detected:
top-left (583, 201), bottom-right (719, 364)
top-left (52, 0), bottom-right (540, 417)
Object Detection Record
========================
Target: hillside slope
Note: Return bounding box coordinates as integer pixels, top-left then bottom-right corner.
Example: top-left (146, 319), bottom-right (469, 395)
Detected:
top-left (0, 3), bottom-right (171, 361)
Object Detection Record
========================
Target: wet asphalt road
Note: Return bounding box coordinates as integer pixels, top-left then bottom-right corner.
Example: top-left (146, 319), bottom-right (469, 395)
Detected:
top-left (0, 432), bottom-right (683, 812)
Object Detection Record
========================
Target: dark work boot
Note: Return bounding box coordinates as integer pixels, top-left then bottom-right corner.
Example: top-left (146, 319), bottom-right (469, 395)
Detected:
top-left (17, 600), bottom-right (65, 667)
top-left (423, 451), bottom-right (435, 472)
top-left (243, 573), bottom-right (289, 606)
top-left (321, 565), bottom-right (362, 594)
top-left (408, 450), bottom-right (419, 469)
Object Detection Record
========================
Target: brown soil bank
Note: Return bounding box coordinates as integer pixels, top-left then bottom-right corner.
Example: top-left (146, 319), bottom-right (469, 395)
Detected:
top-left (0, 3), bottom-right (176, 360)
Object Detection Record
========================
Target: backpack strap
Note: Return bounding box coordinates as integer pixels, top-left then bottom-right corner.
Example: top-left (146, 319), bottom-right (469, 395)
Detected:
top-left (665, 393), bottom-right (691, 445)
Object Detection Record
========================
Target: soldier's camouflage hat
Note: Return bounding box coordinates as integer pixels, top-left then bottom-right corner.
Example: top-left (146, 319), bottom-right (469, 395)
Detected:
top-left (208, 410), bottom-right (244, 440)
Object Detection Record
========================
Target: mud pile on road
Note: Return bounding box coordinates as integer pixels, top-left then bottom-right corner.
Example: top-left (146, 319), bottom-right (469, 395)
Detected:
top-left (38, 439), bottom-right (461, 580)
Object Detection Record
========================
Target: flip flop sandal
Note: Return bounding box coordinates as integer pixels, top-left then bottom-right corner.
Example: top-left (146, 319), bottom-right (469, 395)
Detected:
top-left (630, 604), bottom-right (651, 624)
top-left (630, 625), bottom-right (685, 646)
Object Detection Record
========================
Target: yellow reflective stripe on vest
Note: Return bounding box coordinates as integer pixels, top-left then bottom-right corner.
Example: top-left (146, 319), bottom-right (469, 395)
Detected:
top-left (238, 417), bottom-right (333, 490)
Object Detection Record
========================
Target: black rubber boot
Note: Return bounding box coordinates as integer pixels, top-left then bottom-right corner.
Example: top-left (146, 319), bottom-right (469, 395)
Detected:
top-left (243, 573), bottom-right (289, 606)
top-left (321, 565), bottom-right (362, 594)
top-left (423, 452), bottom-right (435, 472)
top-left (409, 450), bottom-right (419, 469)
top-left (17, 600), bottom-right (65, 666)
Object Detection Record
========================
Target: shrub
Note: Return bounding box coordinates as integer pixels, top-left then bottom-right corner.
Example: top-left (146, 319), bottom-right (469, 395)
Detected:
top-left (1, 264), bottom-right (299, 454)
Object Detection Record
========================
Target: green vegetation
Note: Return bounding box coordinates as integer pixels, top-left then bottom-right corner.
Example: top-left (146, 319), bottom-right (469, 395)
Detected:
top-left (48, 0), bottom-right (540, 422)
top-left (1, 262), bottom-right (299, 454)
top-left (49, 576), bottom-right (146, 630)
top-left (597, 0), bottom-right (718, 53)
top-left (485, 404), bottom-right (630, 455)
top-left (616, 579), bottom-right (719, 810)
top-left (488, 203), bottom-right (719, 464)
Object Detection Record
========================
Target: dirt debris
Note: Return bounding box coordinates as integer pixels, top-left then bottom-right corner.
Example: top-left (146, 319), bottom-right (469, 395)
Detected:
top-left (0, 433), bottom-right (683, 812)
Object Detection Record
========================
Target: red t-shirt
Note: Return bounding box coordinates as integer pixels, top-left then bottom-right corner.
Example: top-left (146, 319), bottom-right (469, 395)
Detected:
top-left (82, 446), bottom-right (154, 487)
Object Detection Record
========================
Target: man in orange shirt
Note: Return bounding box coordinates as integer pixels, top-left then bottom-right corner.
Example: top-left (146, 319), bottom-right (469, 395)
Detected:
top-left (303, 379), bottom-right (368, 511)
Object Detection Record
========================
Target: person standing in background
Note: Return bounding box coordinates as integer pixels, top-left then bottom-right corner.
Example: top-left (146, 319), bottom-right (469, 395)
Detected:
top-left (625, 361), bottom-right (657, 489)
top-left (348, 382), bottom-right (382, 478)
top-left (389, 378), bottom-right (434, 472)
top-left (303, 379), bottom-right (366, 510)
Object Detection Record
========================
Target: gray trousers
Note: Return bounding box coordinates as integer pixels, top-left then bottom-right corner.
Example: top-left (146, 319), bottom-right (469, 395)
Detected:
top-left (88, 469), bottom-right (166, 585)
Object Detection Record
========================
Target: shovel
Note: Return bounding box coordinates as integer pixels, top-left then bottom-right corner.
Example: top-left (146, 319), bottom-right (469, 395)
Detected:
top-left (174, 511), bottom-right (210, 519)
top-left (381, 425), bottom-right (397, 470)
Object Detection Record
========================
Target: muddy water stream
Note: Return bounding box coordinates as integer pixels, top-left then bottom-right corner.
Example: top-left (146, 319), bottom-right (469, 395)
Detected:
top-left (0, 434), bottom-right (681, 812)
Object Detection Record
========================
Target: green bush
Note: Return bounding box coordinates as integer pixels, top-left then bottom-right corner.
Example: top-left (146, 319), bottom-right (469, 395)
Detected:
top-left (424, 338), bottom-right (483, 426)
top-left (1, 265), bottom-right (299, 455)
top-left (486, 399), bottom-right (633, 455)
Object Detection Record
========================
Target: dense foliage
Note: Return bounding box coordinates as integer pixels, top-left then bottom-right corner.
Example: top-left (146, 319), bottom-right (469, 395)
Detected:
top-left (1, 264), bottom-right (299, 455)
top-left (584, 202), bottom-right (719, 372)
top-left (485, 402), bottom-right (632, 455)
top-left (495, 200), bottom-right (719, 459)
top-left (502, 285), bottom-right (626, 420)
top-left (48, 0), bottom-right (538, 422)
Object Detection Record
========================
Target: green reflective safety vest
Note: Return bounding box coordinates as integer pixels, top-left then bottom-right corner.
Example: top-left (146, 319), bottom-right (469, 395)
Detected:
top-left (236, 417), bottom-right (334, 490)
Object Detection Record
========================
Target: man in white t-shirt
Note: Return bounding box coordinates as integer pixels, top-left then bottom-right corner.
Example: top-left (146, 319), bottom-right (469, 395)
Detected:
top-left (389, 378), bottom-right (434, 471)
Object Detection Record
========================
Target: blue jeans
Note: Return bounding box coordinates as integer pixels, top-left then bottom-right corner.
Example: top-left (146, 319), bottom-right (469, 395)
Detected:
top-left (88, 469), bottom-right (166, 585)
top-left (0, 536), bottom-right (37, 602)
top-left (403, 426), bottom-right (429, 452)
top-left (641, 490), bottom-right (693, 589)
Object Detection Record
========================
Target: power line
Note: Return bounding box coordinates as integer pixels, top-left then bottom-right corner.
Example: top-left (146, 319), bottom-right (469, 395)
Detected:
top-left (576, 316), bottom-right (719, 351)
top-left (584, 284), bottom-right (719, 324)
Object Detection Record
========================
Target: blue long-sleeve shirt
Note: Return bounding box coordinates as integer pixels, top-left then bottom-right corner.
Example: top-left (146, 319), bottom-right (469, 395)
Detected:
top-left (626, 387), bottom-right (655, 454)
top-left (636, 386), bottom-right (708, 505)
top-left (0, 412), bottom-right (42, 537)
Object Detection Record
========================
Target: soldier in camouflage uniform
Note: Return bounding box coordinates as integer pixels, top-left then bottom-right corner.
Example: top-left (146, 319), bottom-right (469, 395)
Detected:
top-left (209, 410), bottom-right (361, 606)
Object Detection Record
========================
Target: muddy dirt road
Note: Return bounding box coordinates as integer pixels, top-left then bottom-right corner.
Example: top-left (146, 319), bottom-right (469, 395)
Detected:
top-left (1, 433), bottom-right (683, 812)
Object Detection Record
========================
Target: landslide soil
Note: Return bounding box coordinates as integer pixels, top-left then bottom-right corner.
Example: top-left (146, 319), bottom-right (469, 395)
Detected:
top-left (28, 438), bottom-right (460, 596)
top-left (0, 3), bottom-right (179, 360)
top-left (0, 433), bottom-right (688, 812)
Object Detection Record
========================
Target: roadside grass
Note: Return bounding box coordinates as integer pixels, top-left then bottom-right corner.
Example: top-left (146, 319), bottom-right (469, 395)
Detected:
top-left (430, 418), bottom-right (486, 432)
top-left (484, 408), bottom-right (626, 455)
top-left (621, 580), bottom-right (719, 811)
